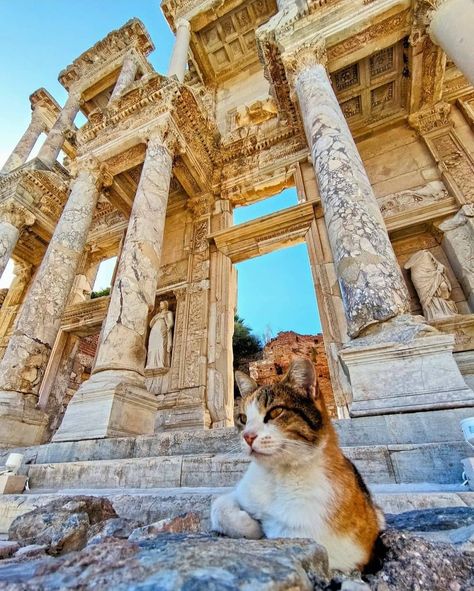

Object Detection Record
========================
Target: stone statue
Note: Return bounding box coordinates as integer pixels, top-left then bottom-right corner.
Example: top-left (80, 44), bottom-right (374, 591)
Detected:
top-left (404, 250), bottom-right (458, 321)
top-left (146, 300), bottom-right (174, 369)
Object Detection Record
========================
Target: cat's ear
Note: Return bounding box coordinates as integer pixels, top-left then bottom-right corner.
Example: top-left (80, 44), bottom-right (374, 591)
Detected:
top-left (283, 358), bottom-right (316, 398)
top-left (235, 371), bottom-right (258, 398)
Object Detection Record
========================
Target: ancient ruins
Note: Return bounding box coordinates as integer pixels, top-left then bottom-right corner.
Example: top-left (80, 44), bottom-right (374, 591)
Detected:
top-left (0, 0), bottom-right (473, 525)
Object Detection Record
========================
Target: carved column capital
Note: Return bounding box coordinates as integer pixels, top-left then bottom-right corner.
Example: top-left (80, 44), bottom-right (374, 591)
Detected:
top-left (143, 119), bottom-right (184, 157)
top-left (282, 37), bottom-right (327, 87)
top-left (73, 156), bottom-right (113, 189)
top-left (0, 199), bottom-right (35, 229)
top-left (187, 193), bottom-right (213, 218)
top-left (408, 101), bottom-right (452, 135)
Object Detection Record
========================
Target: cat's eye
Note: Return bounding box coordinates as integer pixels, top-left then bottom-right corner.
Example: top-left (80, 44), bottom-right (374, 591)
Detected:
top-left (238, 413), bottom-right (247, 425)
top-left (265, 407), bottom-right (284, 422)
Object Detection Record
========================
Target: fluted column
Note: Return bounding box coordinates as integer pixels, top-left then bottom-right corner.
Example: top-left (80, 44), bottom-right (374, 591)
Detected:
top-left (283, 40), bottom-right (409, 337)
top-left (1, 110), bottom-right (46, 174)
top-left (168, 20), bottom-right (191, 83)
top-left (53, 122), bottom-right (180, 441)
top-left (108, 51), bottom-right (139, 105)
top-left (37, 89), bottom-right (81, 168)
top-left (0, 200), bottom-right (35, 279)
top-left (425, 0), bottom-right (474, 87)
top-left (0, 157), bottom-right (108, 398)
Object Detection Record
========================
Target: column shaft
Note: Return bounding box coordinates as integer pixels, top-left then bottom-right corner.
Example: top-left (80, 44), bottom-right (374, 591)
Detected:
top-left (429, 0), bottom-right (474, 87)
top-left (168, 20), bottom-right (191, 83)
top-left (1, 111), bottom-right (46, 174)
top-left (109, 52), bottom-right (139, 104)
top-left (294, 63), bottom-right (409, 337)
top-left (0, 159), bottom-right (104, 397)
top-left (52, 128), bottom-right (176, 441)
top-left (37, 91), bottom-right (81, 168)
top-left (0, 202), bottom-right (35, 279)
top-left (94, 135), bottom-right (174, 373)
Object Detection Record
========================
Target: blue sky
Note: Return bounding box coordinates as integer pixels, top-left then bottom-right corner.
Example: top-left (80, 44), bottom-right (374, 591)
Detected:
top-left (0, 1), bottom-right (321, 340)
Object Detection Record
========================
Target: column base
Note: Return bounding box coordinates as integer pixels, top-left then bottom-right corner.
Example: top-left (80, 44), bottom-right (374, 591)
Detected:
top-left (155, 386), bottom-right (211, 431)
top-left (340, 327), bottom-right (474, 417)
top-left (52, 370), bottom-right (158, 442)
top-left (0, 391), bottom-right (48, 447)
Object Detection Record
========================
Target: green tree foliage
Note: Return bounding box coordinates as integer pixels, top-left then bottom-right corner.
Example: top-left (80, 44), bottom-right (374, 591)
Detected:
top-left (233, 314), bottom-right (262, 368)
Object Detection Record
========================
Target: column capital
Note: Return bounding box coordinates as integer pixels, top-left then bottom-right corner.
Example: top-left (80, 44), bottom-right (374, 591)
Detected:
top-left (408, 101), bottom-right (451, 135)
top-left (73, 156), bottom-right (114, 189)
top-left (175, 19), bottom-right (191, 32)
top-left (282, 37), bottom-right (327, 87)
top-left (142, 120), bottom-right (185, 157)
top-left (410, 0), bottom-right (450, 45)
top-left (0, 199), bottom-right (35, 229)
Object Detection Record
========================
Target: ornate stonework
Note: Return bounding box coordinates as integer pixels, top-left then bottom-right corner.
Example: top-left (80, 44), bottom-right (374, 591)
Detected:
top-left (0, 0), bottom-right (473, 449)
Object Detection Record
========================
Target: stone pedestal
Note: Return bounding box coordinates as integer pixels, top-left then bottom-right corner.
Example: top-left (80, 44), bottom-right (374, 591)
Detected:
top-left (168, 20), bottom-right (191, 83)
top-left (53, 124), bottom-right (177, 442)
top-left (51, 370), bottom-right (158, 441)
top-left (340, 318), bottom-right (474, 416)
top-left (1, 110), bottom-right (46, 175)
top-left (0, 392), bottom-right (48, 448)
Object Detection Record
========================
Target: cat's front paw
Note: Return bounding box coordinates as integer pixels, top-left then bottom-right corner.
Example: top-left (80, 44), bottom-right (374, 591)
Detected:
top-left (237, 510), bottom-right (264, 539)
top-left (211, 494), bottom-right (263, 540)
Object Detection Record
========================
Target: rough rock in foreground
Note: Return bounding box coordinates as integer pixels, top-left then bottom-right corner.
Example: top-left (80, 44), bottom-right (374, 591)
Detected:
top-left (0, 498), bottom-right (473, 590)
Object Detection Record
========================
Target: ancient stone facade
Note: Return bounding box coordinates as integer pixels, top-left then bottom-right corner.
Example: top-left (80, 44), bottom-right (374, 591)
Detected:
top-left (0, 0), bottom-right (473, 447)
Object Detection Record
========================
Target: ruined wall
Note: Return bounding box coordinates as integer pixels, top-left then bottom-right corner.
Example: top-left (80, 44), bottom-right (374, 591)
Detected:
top-left (249, 331), bottom-right (337, 418)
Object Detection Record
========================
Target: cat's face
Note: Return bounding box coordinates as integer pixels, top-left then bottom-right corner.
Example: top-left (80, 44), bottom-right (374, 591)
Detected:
top-left (235, 358), bottom-right (325, 464)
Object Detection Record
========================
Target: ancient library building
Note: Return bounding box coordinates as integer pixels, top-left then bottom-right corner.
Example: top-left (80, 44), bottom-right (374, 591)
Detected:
top-left (0, 0), bottom-right (473, 557)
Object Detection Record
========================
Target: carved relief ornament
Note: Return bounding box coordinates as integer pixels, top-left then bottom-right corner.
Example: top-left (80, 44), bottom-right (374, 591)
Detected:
top-left (73, 156), bottom-right (114, 190)
top-left (282, 38), bottom-right (327, 87)
top-left (0, 199), bottom-right (35, 229)
top-left (408, 101), bottom-right (451, 135)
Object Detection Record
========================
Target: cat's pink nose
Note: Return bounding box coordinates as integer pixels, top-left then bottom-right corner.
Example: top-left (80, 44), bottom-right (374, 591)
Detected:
top-left (243, 431), bottom-right (257, 447)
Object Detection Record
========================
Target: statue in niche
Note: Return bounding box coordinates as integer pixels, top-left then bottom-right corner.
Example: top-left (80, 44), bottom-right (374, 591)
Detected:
top-left (146, 300), bottom-right (174, 370)
top-left (404, 250), bottom-right (458, 321)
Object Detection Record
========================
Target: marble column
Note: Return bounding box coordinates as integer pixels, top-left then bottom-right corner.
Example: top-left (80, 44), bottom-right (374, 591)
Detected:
top-left (108, 51), bottom-right (139, 105)
top-left (53, 124), bottom-right (178, 441)
top-left (1, 110), bottom-right (46, 174)
top-left (284, 40), bottom-right (473, 416)
top-left (427, 0), bottom-right (474, 87)
top-left (284, 40), bottom-right (409, 338)
top-left (0, 157), bottom-right (108, 447)
top-left (37, 90), bottom-right (81, 168)
top-left (168, 20), bottom-right (191, 83)
top-left (0, 200), bottom-right (35, 280)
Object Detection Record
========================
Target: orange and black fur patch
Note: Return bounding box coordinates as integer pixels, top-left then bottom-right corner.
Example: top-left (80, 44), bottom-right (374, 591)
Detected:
top-left (236, 360), bottom-right (385, 572)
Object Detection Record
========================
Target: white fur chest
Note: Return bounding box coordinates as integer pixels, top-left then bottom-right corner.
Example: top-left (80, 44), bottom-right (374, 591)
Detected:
top-left (234, 458), bottom-right (366, 571)
top-left (236, 458), bottom-right (333, 539)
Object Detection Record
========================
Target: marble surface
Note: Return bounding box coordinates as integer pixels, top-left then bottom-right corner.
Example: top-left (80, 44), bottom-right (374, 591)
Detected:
top-left (37, 91), bottom-right (80, 168)
top-left (295, 63), bottom-right (410, 337)
top-left (109, 52), bottom-right (139, 104)
top-left (0, 160), bottom-right (102, 396)
top-left (1, 111), bottom-right (46, 174)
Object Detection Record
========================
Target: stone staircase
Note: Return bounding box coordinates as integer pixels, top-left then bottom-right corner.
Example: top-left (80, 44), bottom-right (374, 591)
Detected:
top-left (1, 408), bottom-right (473, 535)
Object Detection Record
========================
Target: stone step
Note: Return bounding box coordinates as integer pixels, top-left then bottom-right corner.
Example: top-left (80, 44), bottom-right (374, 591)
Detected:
top-left (1, 485), bottom-right (473, 535)
top-left (1, 407), bottom-right (471, 466)
top-left (22, 441), bottom-right (468, 491)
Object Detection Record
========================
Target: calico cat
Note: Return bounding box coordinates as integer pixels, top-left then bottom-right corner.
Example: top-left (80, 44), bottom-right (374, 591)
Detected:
top-left (211, 358), bottom-right (385, 572)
